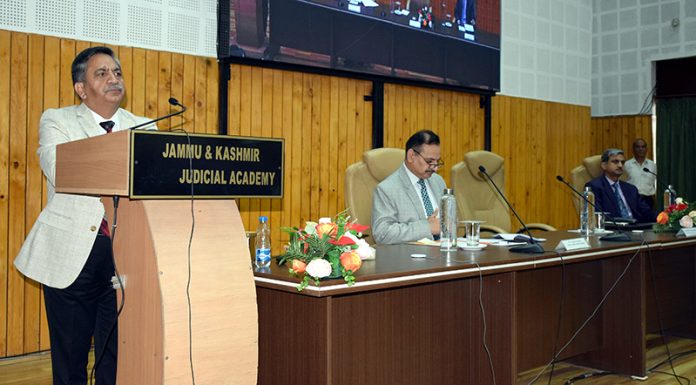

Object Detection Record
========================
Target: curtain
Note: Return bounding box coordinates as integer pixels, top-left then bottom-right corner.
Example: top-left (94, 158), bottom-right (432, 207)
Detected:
top-left (656, 96), bottom-right (696, 209)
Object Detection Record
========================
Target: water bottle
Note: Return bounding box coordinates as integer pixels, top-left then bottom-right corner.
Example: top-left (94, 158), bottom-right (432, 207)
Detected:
top-left (440, 188), bottom-right (457, 251)
top-left (580, 187), bottom-right (595, 236)
top-left (663, 185), bottom-right (676, 209)
top-left (255, 216), bottom-right (271, 269)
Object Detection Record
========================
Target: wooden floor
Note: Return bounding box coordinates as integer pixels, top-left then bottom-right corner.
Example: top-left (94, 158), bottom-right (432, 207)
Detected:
top-left (1, 335), bottom-right (695, 384)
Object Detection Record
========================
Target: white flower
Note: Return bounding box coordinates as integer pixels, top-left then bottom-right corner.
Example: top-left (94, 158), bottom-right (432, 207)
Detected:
top-left (318, 217), bottom-right (332, 224)
top-left (676, 197), bottom-right (685, 205)
top-left (689, 211), bottom-right (696, 219)
top-left (305, 259), bottom-right (332, 278)
top-left (343, 232), bottom-right (375, 260)
top-left (679, 215), bottom-right (694, 228)
top-left (304, 221), bottom-right (317, 235)
top-left (356, 240), bottom-right (376, 260)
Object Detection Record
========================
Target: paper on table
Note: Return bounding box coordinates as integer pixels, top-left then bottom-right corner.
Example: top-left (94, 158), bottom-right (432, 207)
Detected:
top-left (360, 0), bottom-right (379, 6)
top-left (478, 238), bottom-right (526, 246)
top-left (412, 238), bottom-right (440, 246)
top-left (494, 233), bottom-right (546, 242)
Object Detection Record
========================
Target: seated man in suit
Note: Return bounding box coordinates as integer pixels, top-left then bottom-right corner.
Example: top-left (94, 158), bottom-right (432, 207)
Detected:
top-left (585, 148), bottom-right (655, 224)
top-left (372, 130), bottom-right (447, 244)
top-left (14, 46), bottom-right (155, 385)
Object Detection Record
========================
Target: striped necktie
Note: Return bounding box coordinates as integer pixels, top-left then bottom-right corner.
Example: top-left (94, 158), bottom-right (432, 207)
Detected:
top-left (417, 179), bottom-right (434, 217)
top-left (612, 183), bottom-right (631, 218)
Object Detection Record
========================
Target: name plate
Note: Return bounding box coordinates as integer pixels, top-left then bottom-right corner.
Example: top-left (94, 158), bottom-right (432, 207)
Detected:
top-left (348, 3), bottom-right (361, 12)
top-left (677, 227), bottom-right (696, 237)
top-left (555, 238), bottom-right (591, 251)
top-left (409, 19), bottom-right (421, 28)
top-left (131, 131), bottom-right (284, 199)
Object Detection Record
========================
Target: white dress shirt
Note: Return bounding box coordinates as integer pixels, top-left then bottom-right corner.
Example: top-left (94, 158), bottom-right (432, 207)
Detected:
top-left (625, 158), bottom-right (656, 196)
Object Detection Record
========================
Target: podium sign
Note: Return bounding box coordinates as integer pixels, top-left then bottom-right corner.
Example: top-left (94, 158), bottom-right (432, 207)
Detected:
top-left (131, 131), bottom-right (284, 198)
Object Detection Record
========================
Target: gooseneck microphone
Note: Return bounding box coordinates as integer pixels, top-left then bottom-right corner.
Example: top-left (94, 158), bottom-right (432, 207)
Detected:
top-left (555, 175), bottom-right (631, 242)
top-left (642, 167), bottom-right (676, 199)
top-left (128, 97), bottom-right (187, 130)
top-left (478, 165), bottom-right (545, 254)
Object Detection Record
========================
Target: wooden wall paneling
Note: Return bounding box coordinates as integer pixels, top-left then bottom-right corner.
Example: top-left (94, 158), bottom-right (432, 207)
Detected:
top-left (8, 32), bottom-right (28, 356)
top-left (589, 115), bottom-right (653, 159)
top-left (260, 68), bottom-right (273, 235)
top-left (491, 96), bottom-right (592, 230)
top-left (144, 50), bottom-right (159, 125)
top-left (318, 76), bottom-right (330, 219)
top-left (118, 46), bottom-right (134, 113)
top-left (270, 69), bottom-right (284, 252)
top-left (22, 34), bottom-right (44, 354)
top-left (308, 75), bottom-right (321, 220)
top-left (130, 48), bottom-right (147, 117)
top-left (181, 54), bottom-right (197, 134)
top-left (248, 67), bottom-right (263, 226)
top-left (170, 53), bottom-right (185, 131)
top-left (205, 59), bottom-right (218, 134)
top-left (327, 76), bottom-right (339, 220)
top-left (290, 72), bottom-right (303, 236)
top-left (193, 57), bottom-right (208, 133)
top-left (157, 52), bottom-right (172, 131)
top-left (0, 30), bottom-right (10, 357)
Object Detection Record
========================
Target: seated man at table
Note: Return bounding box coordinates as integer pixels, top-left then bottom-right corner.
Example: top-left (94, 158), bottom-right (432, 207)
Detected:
top-left (585, 148), bottom-right (655, 224)
top-left (372, 130), bottom-right (447, 244)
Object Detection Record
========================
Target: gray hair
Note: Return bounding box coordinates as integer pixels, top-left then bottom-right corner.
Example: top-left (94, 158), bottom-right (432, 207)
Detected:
top-left (601, 148), bottom-right (624, 162)
top-left (71, 46), bottom-right (120, 84)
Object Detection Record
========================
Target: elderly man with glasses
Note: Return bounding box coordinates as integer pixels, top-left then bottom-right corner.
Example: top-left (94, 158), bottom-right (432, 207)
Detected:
top-left (372, 130), bottom-right (448, 244)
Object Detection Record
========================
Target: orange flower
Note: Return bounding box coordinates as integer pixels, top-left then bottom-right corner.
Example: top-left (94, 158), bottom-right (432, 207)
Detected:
top-left (657, 211), bottom-right (669, 225)
top-left (315, 222), bottom-right (337, 238)
top-left (291, 259), bottom-right (307, 274)
top-left (340, 250), bottom-right (362, 272)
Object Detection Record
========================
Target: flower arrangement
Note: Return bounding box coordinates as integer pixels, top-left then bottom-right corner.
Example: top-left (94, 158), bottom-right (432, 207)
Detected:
top-left (279, 210), bottom-right (375, 291)
top-left (654, 197), bottom-right (696, 232)
top-left (417, 6), bottom-right (433, 29)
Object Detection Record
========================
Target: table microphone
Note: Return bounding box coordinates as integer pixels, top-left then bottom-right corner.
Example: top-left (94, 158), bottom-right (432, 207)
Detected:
top-left (642, 167), bottom-right (676, 199)
top-left (128, 97), bottom-right (187, 130)
top-left (478, 165), bottom-right (545, 254)
top-left (555, 175), bottom-right (631, 242)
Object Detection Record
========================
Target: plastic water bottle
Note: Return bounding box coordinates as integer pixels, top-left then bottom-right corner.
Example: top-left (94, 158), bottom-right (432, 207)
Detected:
top-left (440, 188), bottom-right (457, 251)
top-left (580, 186), bottom-right (595, 236)
top-left (255, 216), bottom-right (271, 269)
top-left (663, 184), bottom-right (676, 209)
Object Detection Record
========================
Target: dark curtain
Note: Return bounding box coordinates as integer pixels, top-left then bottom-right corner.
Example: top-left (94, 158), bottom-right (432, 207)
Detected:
top-left (656, 96), bottom-right (696, 209)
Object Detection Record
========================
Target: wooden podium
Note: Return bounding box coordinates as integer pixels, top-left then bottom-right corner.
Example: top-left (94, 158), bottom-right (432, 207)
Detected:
top-left (55, 130), bottom-right (258, 385)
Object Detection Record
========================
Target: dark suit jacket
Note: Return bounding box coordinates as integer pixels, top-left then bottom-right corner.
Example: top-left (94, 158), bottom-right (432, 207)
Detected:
top-left (585, 176), bottom-right (655, 223)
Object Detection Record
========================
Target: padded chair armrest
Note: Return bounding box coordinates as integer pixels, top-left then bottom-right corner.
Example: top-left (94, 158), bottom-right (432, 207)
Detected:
top-left (515, 223), bottom-right (557, 233)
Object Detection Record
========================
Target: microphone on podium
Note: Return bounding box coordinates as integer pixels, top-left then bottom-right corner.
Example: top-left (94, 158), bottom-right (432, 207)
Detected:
top-left (128, 97), bottom-right (187, 130)
top-left (555, 175), bottom-right (631, 242)
top-left (478, 165), bottom-right (545, 254)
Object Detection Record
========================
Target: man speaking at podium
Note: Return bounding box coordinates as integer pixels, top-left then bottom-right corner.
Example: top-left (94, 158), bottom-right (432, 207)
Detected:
top-left (14, 46), bottom-right (155, 385)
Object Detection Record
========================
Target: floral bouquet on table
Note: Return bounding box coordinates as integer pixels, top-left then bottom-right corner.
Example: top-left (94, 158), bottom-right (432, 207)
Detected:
top-left (278, 210), bottom-right (375, 291)
top-left (654, 197), bottom-right (696, 232)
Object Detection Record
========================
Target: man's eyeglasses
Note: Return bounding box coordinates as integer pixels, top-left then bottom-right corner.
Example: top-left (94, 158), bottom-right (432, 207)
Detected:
top-left (411, 148), bottom-right (444, 168)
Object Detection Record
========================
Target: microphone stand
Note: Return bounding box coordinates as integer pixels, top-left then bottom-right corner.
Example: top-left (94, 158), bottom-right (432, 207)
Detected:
top-left (129, 97), bottom-right (187, 130)
top-left (478, 165), bottom-right (545, 254)
top-left (555, 175), bottom-right (631, 242)
top-left (643, 167), bottom-right (675, 205)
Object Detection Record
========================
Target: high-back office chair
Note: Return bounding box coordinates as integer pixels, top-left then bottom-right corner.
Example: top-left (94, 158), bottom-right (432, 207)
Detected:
top-left (345, 147), bottom-right (405, 242)
top-left (569, 155), bottom-right (602, 214)
top-left (451, 151), bottom-right (556, 236)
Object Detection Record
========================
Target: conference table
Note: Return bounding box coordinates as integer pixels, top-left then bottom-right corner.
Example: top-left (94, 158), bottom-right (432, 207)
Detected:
top-left (253, 231), bottom-right (696, 385)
